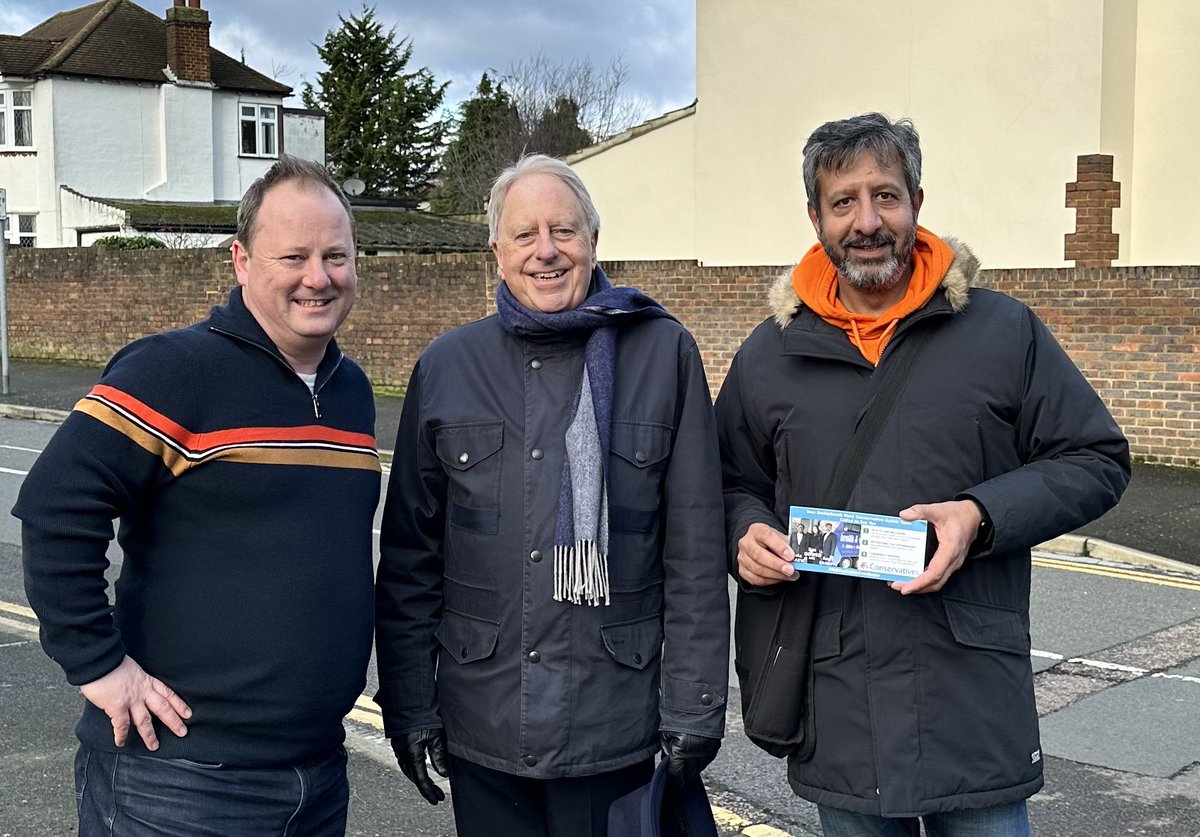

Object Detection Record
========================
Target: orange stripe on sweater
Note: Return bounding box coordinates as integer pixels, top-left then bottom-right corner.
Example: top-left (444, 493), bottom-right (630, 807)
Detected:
top-left (76, 399), bottom-right (381, 475)
top-left (85, 384), bottom-right (377, 453)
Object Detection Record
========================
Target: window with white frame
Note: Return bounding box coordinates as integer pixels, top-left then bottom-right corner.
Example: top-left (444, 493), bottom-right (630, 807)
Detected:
top-left (0, 89), bottom-right (34, 149)
top-left (5, 214), bottom-right (36, 247)
top-left (240, 103), bottom-right (278, 157)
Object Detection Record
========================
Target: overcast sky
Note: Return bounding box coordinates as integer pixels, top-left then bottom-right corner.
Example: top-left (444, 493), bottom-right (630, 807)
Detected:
top-left (2, 0), bottom-right (697, 121)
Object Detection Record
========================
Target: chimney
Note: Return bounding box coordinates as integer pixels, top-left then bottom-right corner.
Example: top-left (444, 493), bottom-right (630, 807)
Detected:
top-left (165, 0), bottom-right (211, 83)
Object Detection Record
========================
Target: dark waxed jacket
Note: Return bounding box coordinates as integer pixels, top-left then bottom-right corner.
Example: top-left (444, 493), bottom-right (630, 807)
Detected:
top-left (716, 238), bottom-right (1129, 816)
top-left (375, 307), bottom-right (729, 778)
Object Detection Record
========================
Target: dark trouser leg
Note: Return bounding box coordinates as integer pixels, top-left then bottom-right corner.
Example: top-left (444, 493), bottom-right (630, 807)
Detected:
top-left (545, 758), bottom-right (655, 837)
top-left (447, 754), bottom-right (654, 837)
top-left (448, 754), bottom-right (548, 837)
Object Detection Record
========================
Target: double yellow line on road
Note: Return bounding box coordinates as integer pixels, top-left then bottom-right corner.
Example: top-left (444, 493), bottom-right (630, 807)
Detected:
top-left (0, 600), bottom-right (39, 636)
top-left (347, 694), bottom-right (385, 731)
top-left (1033, 555), bottom-right (1200, 592)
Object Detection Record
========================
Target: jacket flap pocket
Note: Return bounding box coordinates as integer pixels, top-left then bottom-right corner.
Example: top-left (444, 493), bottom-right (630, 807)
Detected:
top-left (811, 610), bottom-right (842, 661)
top-left (943, 597), bottom-right (1028, 654)
top-left (610, 422), bottom-right (671, 468)
top-left (600, 614), bottom-right (663, 670)
top-left (435, 422), bottom-right (503, 471)
top-left (435, 609), bottom-right (500, 664)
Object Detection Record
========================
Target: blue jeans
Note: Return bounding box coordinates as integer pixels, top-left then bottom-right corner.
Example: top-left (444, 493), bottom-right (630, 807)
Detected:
top-left (74, 744), bottom-right (349, 836)
top-left (818, 801), bottom-right (1029, 837)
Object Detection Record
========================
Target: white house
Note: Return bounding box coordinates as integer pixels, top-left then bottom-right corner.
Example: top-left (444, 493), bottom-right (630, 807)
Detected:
top-left (0, 0), bottom-right (324, 247)
top-left (569, 0), bottom-right (1200, 269)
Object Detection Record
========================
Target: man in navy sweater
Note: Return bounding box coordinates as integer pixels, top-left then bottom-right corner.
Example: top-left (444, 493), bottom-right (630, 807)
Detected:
top-left (14, 155), bottom-right (380, 836)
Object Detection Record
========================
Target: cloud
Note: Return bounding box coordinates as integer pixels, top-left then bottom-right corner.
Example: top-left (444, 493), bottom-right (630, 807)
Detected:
top-left (8, 0), bottom-right (695, 117)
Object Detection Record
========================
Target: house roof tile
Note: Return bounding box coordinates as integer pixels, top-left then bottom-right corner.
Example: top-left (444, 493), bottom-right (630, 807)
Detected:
top-left (0, 0), bottom-right (288, 95)
top-left (0, 35), bottom-right (58, 75)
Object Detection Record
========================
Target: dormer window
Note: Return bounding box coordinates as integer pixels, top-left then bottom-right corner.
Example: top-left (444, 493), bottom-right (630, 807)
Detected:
top-left (0, 89), bottom-right (33, 150)
top-left (240, 103), bottom-right (277, 157)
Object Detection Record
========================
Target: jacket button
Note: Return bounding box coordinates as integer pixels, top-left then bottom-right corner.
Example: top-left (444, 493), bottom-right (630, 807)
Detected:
top-left (457, 452), bottom-right (469, 464)
top-left (634, 451), bottom-right (648, 463)
top-left (523, 755), bottom-right (537, 767)
top-left (531, 448), bottom-right (544, 460)
top-left (461, 646), bottom-right (469, 658)
top-left (527, 650), bottom-right (541, 663)
top-left (633, 653), bottom-right (642, 665)
top-left (530, 550), bottom-right (542, 563)
top-left (700, 693), bottom-right (713, 706)
top-left (531, 359), bottom-right (543, 370)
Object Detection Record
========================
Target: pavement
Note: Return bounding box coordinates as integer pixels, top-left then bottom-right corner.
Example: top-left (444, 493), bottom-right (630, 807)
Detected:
top-left (1, 356), bottom-right (1196, 571)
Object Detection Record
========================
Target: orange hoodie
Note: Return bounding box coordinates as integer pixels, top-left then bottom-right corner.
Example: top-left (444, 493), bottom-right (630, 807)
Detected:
top-left (791, 226), bottom-right (954, 364)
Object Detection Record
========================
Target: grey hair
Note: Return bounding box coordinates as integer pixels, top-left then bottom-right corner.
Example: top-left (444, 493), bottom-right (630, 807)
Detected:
top-left (486, 154), bottom-right (601, 244)
top-left (802, 113), bottom-right (922, 212)
top-left (236, 154), bottom-right (355, 252)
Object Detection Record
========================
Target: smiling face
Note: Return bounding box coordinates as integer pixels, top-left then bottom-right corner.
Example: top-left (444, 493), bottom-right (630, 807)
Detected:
top-left (231, 179), bottom-right (356, 373)
top-left (491, 172), bottom-right (598, 313)
top-left (808, 152), bottom-right (923, 297)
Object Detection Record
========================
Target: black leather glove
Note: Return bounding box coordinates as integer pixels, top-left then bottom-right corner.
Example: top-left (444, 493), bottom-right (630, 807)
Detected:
top-left (659, 731), bottom-right (721, 790)
top-left (391, 727), bottom-right (450, 805)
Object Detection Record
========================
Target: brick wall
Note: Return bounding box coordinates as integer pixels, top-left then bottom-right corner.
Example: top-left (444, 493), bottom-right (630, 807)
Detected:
top-left (7, 248), bottom-right (1197, 466)
top-left (165, 4), bottom-right (211, 84)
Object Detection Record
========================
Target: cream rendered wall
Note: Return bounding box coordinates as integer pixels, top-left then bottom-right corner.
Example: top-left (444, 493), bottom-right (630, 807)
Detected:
top-left (1099, 0), bottom-right (1136, 264)
top-left (694, 0), bottom-right (1113, 268)
top-left (572, 112), bottom-right (696, 262)
top-left (1127, 0), bottom-right (1200, 264)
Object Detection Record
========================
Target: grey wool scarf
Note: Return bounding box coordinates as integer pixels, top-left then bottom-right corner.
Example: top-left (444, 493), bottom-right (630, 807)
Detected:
top-left (495, 267), bottom-right (674, 605)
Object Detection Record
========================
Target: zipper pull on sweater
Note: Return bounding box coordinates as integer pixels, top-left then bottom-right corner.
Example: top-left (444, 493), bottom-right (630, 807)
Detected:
top-left (312, 391), bottom-right (322, 419)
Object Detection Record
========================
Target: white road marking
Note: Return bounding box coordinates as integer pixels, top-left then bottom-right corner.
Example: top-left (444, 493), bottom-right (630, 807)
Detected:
top-left (0, 444), bottom-right (43, 453)
top-left (0, 466), bottom-right (30, 476)
top-left (1033, 649), bottom-right (1200, 687)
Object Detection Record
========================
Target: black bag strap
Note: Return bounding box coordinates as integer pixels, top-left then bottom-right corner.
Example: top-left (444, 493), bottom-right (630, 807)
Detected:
top-left (824, 324), bottom-right (935, 509)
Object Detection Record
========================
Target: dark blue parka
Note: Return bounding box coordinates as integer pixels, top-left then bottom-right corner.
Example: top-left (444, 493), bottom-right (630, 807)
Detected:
top-left (375, 306), bottom-right (729, 778)
top-left (717, 239), bottom-right (1129, 816)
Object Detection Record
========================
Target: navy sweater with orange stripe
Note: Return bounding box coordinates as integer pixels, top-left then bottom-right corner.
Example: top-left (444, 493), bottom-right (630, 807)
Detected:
top-left (14, 288), bottom-right (381, 767)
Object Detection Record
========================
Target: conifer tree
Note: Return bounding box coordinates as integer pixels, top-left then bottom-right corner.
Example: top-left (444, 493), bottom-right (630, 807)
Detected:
top-left (302, 5), bottom-right (447, 199)
top-left (431, 73), bottom-right (521, 214)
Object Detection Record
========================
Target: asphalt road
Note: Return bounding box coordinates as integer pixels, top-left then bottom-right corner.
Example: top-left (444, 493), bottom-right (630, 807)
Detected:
top-left (1, 415), bottom-right (1199, 836)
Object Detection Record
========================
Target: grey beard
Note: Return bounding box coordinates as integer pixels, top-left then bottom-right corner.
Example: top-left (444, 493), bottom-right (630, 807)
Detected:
top-left (828, 225), bottom-right (917, 295)
top-left (840, 254), bottom-right (904, 293)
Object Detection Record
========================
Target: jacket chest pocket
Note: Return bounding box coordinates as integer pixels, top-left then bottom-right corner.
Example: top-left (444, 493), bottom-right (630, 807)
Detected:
top-left (435, 421), bottom-right (504, 534)
top-left (608, 421), bottom-right (671, 533)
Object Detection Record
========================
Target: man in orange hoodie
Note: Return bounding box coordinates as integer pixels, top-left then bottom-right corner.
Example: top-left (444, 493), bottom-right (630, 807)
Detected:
top-left (716, 113), bottom-right (1129, 836)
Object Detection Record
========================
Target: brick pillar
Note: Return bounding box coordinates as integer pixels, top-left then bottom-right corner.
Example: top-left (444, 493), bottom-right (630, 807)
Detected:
top-left (1064, 154), bottom-right (1120, 267)
top-left (165, 0), bottom-right (211, 84)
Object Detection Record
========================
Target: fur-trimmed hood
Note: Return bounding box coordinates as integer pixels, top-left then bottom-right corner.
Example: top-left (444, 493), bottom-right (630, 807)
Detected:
top-left (768, 235), bottom-right (980, 329)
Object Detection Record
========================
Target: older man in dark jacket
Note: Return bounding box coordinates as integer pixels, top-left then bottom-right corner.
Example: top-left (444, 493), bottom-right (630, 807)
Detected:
top-left (717, 113), bottom-right (1129, 836)
top-left (375, 154), bottom-right (729, 837)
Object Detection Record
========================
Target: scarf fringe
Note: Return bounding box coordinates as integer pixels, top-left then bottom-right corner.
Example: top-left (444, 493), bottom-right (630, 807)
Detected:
top-left (553, 540), bottom-right (610, 606)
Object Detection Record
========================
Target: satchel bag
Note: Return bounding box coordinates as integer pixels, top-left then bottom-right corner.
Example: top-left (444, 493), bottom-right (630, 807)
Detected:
top-left (734, 326), bottom-right (933, 759)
